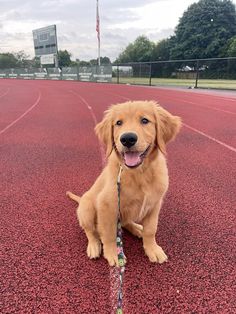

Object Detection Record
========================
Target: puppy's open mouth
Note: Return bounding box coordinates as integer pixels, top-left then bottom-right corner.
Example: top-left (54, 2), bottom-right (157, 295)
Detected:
top-left (122, 146), bottom-right (150, 168)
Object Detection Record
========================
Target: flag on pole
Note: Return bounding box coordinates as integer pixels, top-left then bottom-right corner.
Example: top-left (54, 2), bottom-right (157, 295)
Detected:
top-left (96, 0), bottom-right (100, 43)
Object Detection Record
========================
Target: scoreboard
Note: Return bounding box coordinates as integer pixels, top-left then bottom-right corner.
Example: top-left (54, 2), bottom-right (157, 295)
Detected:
top-left (32, 25), bottom-right (58, 56)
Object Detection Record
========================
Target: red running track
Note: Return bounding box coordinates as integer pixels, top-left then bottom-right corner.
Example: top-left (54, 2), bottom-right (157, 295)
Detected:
top-left (0, 79), bottom-right (236, 313)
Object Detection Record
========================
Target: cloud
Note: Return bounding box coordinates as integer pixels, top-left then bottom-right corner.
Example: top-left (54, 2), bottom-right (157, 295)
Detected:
top-left (1, 0), bottom-right (236, 61)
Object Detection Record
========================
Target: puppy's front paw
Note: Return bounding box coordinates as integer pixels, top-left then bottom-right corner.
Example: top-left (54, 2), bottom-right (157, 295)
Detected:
top-left (103, 244), bottom-right (120, 267)
top-left (87, 240), bottom-right (101, 259)
top-left (144, 244), bottom-right (168, 264)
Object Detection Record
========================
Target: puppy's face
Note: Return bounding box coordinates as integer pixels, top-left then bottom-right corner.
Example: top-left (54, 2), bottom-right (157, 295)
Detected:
top-left (95, 101), bottom-right (181, 169)
top-left (112, 103), bottom-right (157, 168)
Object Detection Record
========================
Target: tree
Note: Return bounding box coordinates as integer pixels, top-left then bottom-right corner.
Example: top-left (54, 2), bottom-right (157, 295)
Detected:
top-left (14, 51), bottom-right (30, 67)
top-left (89, 56), bottom-right (111, 65)
top-left (170, 0), bottom-right (236, 59)
top-left (0, 53), bottom-right (18, 69)
top-left (224, 36), bottom-right (236, 79)
top-left (152, 38), bottom-right (173, 61)
top-left (226, 36), bottom-right (236, 56)
top-left (78, 60), bottom-right (90, 67)
top-left (70, 61), bottom-right (78, 67)
top-left (58, 50), bottom-right (72, 67)
top-left (100, 56), bottom-right (111, 64)
top-left (30, 57), bottom-right (41, 68)
top-left (89, 59), bottom-right (98, 66)
top-left (115, 35), bottom-right (155, 63)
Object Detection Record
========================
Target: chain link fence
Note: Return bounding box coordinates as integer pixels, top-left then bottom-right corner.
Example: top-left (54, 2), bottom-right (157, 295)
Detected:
top-left (113, 57), bottom-right (236, 90)
top-left (0, 58), bottom-right (235, 90)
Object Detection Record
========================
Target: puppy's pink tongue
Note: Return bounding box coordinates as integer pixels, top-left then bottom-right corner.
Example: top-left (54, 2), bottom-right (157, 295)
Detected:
top-left (124, 152), bottom-right (141, 167)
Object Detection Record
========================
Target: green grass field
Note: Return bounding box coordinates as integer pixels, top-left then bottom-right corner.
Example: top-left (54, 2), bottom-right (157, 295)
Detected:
top-left (112, 77), bottom-right (236, 90)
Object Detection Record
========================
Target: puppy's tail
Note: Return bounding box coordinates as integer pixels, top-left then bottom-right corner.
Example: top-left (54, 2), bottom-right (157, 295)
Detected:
top-left (66, 191), bottom-right (81, 204)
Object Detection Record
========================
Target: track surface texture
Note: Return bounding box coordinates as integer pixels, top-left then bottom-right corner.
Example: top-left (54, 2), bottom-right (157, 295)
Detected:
top-left (1, 80), bottom-right (236, 314)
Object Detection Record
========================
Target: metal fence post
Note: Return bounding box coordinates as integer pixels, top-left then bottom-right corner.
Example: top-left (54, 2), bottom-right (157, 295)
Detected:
top-left (227, 58), bottom-right (230, 79)
top-left (149, 63), bottom-right (152, 86)
top-left (194, 60), bottom-right (199, 88)
top-left (77, 64), bottom-right (79, 81)
top-left (117, 65), bottom-right (119, 84)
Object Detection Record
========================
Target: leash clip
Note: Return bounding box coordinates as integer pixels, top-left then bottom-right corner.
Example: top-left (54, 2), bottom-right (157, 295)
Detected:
top-left (117, 165), bottom-right (123, 185)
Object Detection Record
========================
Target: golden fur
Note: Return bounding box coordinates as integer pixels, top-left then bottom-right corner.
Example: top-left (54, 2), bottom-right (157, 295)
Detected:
top-left (67, 100), bottom-right (181, 266)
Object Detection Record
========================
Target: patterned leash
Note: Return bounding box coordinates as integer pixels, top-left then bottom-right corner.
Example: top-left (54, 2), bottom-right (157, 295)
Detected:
top-left (116, 165), bottom-right (125, 314)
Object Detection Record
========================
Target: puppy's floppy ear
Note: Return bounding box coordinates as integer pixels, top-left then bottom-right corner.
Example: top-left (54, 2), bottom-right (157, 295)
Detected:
top-left (95, 108), bottom-right (113, 157)
top-left (154, 105), bottom-right (181, 154)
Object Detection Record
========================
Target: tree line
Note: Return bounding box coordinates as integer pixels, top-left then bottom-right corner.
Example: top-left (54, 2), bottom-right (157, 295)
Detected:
top-left (0, 50), bottom-right (111, 69)
top-left (1, 0), bottom-right (236, 78)
top-left (114, 0), bottom-right (236, 79)
top-left (115, 0), bottom-right (236, 63)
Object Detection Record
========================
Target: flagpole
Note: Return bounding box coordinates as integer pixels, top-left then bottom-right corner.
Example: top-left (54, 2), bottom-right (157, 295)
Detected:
top-left (98, 36), bottom-right (100, 66)
top-left (96, 0), bottom-right (101, 66)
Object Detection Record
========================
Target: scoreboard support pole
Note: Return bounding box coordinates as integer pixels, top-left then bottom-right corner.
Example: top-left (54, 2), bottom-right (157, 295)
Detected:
top-left (54, 54), bottom-right (59, 68)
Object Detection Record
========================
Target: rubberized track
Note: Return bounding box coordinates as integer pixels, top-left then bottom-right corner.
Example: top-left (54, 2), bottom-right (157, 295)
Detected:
top-left (1, 79), bottom-right (235, 313)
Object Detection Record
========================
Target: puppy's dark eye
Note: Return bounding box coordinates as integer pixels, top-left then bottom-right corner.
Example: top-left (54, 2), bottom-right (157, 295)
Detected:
top-left (116, 120), bottom-right (123, 126)
top-left (141, 118), bottom-right (149, 124)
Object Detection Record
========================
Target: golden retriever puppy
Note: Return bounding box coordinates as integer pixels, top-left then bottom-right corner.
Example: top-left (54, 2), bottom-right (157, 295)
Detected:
top-left (67, 100), bottom-right (181, 266)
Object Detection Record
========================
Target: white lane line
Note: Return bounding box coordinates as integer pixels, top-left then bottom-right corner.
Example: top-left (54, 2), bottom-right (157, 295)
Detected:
top-left (105, 91), bottom-right (130, 102)
top-left (184, 90), bottom-right (236, 102)
top-left (0, 91), bottom-right (41, 136)
top-left (107, 89), bottom-right (236, 115)
top-left (124, 83), bottom-right (236, 102)
top-left (69, 89), bottom-right (106, 164)
top-left (70, 89), bottom-right (124, 313)
top-left (103, 90), bottom-right (236, 153)
top-left (70, 90), bottom-right (98, 124)
top-left (160, 95), bottom-right (236, 115)
top-left (150, 85), bottom-right (236, 102)
top-left (0, 87), bottom-right (10, 99)
top-left (183, 123), bottom-right (236, 153)
top-left (181, 99), bottom-right (236, 115)
top-left (135, 85), bottom-right (236, 105)
top-left (124, 88), bottom-right (236, 115)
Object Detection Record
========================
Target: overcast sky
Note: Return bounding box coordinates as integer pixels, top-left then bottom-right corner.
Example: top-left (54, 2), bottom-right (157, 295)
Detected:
top-left (1, 0), bottom-right (236, 61)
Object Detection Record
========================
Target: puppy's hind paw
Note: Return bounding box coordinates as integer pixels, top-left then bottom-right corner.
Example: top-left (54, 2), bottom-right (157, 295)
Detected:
top-left (131, 223), bottom-right (143, 238)
top-left (123, 222), bottom-right (143, 238)
top-left (87, 240), bottom-right (101, 259)
top-left (145, 244), bottom-right (168, 264)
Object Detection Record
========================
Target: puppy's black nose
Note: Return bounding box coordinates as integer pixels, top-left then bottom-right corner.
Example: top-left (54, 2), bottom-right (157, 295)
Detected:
top-left (120, 132), bottom-right (138, 148)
